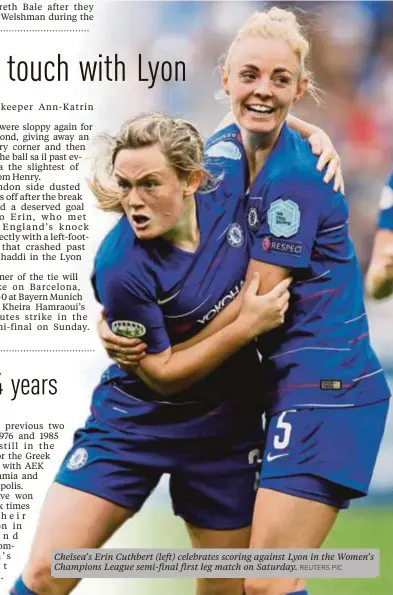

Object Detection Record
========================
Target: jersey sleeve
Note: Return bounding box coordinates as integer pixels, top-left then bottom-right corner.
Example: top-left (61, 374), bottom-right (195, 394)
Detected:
top-left (91, 215), bottom-right (134, 303)
top-left (204, 123), bottom-right (248, 196)
top-left (98, 268), bottom-right (170, 355)
top-left (377, 173), bottom-right (393, 230)
top-left (249, 172), bottom-right (333, 269)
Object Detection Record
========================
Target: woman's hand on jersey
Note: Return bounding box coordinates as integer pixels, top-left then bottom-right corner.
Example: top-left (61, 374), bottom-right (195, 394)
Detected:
top-left (97, 310), bottom-right (147, 367)
top-left (308, 129), bottom-right (344, 194)
top-left (236, 273), bottom-right (291, 339)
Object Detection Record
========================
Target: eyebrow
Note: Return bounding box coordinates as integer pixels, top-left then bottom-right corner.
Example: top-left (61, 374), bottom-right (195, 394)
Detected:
top-left (241, 64), bottom-right (294, 76)
top-left (114, 170), bottom-right (162, 183)
top-left (273, 67), bottom-right (293, 76)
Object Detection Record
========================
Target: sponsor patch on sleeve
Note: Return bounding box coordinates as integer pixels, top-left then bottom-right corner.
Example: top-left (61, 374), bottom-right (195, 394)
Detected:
top-left (112, 320), bottom-right (147, 338)
top-left (267, 199), bottom-right (301, 238)
top-left (262, 236), bottom-right (303, 257)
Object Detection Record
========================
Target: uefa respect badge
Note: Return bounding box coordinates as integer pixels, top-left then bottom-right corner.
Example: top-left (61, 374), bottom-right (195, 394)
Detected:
top-left (267, 199), bottom-right (300, 238)
top-left (112, 320), bottom-right (147, 338)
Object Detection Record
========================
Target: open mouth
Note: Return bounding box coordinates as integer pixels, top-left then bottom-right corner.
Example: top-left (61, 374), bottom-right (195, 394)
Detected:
top-left (245, 104), bottom-right (275, 116)
top-left (132, 214), bottom-right (150, 229)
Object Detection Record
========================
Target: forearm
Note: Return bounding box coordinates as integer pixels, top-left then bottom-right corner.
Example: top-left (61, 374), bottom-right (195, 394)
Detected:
top-left (173, 265), bottom-right (288, 353)
top-left (136, 318), bottom-right (252, 396)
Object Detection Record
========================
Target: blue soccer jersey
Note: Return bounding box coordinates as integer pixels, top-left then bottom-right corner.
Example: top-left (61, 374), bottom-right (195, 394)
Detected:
top-left (227, 123), bottom-right (390, 414)
top-left (92, 134), bottom-right (262, 439)
top-left (377, 171), bottom-right (393, 230)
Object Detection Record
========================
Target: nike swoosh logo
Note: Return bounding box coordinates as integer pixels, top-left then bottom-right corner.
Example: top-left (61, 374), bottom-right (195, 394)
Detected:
top-left (266, 452), bottom-right (289, 462)
top-left (157, 290), bottom-right (180, 306)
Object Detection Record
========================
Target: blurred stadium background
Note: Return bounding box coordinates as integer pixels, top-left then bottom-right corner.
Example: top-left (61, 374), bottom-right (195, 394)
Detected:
top-left (79, 2), bottom-right (393, 594)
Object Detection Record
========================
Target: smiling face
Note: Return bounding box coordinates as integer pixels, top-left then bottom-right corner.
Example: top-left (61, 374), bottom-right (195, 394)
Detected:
top-left (114, 144), bottom-right (191, 241)
top-left (222, 37), bottom-right (308, 137)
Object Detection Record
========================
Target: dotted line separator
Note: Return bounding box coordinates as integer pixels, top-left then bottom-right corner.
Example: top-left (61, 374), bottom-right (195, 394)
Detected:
top-left (0, 349), bottom-right (95, 352)
top-left (0, 29), bottom-right (90, 32)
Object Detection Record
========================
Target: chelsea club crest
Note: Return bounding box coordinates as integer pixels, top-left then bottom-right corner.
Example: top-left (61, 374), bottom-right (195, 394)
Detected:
top-left (66, 448), bottom-right (88, 471)
top-left (227, 222), bottom-right (244, 248)
top-left (247, 207), bottom-right (259, 230)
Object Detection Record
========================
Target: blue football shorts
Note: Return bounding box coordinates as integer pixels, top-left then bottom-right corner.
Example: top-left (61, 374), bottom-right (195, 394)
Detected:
top-left (259, 399), bottom-right (390, 509)
top-left (55, 415), bottom-right (264, 530)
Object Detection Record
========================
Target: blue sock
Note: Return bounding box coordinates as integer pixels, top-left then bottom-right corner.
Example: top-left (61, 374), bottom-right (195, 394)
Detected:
top-left (287, 591), bottom-right (309, 595)
top-left (10, 575), bottom-right (37, 595)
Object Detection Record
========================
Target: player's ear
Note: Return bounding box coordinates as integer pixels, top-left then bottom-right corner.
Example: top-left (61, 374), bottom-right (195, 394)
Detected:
top-left (293, 76), bottom-right (308, 103)
top-left (221, 66), bottom-right (230, 95)
top-left (183, 170), bottom-right (203, 197)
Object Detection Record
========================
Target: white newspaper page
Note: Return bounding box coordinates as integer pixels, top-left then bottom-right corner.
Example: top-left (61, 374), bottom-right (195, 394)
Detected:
top-left (0, 2), bottom-right (392, 595)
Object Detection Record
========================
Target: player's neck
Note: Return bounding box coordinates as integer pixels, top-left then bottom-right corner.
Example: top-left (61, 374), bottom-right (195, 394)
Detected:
top-left (163, 195), bottom-right (200, 253)
top-left (242, 125), bottom-right (282, 185)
